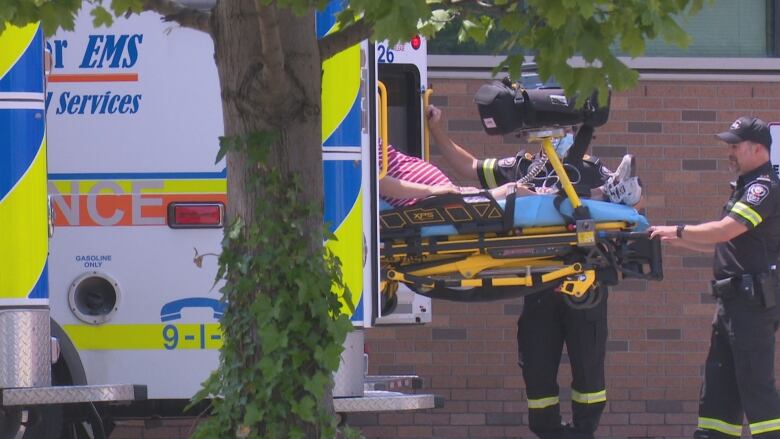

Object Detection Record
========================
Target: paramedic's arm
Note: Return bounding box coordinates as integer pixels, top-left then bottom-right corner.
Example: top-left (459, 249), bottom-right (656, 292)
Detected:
top-left (427, 105), bottom-right (479, 181)
top-left (565, 124), bottom-right (594, 163)
top-left (379, 176), bottom-right (460, 199)
top-left (648, 216), bottom-right (747, 245)
top-left (665, 239), bottom-right (715, 253)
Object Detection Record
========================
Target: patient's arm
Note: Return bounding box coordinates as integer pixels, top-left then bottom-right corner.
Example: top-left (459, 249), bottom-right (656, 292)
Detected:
top-left (379, 176), bottom-right (460, 199)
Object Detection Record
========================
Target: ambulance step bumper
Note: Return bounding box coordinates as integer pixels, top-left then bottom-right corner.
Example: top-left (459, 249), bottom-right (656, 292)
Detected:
top-left (365, 375), bottom-right (423, 391)
top-left (2, 384), bottom-right (146, 406)
top-left (333, 391), bottom-right (442, 413)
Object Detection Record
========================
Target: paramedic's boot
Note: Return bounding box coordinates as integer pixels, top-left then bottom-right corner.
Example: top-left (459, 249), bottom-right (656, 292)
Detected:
top-left (602, 154), bottom-right (641, 206)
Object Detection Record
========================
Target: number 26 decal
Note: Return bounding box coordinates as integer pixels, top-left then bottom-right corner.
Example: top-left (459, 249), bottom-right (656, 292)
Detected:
top-left (377, 44), bottom-right (394, 63)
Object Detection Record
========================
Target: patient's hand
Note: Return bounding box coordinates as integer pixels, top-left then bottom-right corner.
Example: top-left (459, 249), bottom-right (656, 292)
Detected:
top-left (534, 186), bottom-right (558, 195)
top-left (457, 186), bottom-right (481, 194)
top-left (429, 184), bottom-right (461, 196)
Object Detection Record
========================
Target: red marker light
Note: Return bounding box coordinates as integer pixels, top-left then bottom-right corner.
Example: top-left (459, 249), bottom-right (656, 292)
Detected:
top-left (410, 35), bottom-right (421, 50)
top-left (168, 202), bottom-right (224, 229)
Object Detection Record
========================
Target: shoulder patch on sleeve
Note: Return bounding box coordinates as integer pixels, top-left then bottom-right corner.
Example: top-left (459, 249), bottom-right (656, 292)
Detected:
top-left (498, 156), bottom-right (516, 167)
top-left (745, 183), bottom-right (770, 205)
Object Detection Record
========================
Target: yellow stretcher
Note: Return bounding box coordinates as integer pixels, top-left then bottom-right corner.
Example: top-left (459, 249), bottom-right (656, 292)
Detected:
top-left (378, 131), bottom-right (663, 311)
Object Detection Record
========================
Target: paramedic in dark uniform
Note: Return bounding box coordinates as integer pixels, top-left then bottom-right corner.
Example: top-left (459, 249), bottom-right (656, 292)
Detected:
top-left (650, 116), bottom-right (780, 439)
top-left (428, 105), bottom-right (638, 439)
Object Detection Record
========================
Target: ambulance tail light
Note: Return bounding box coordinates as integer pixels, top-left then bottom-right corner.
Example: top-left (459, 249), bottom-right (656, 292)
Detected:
top-left (410, 35), bottom-right (421, 50)
top-left (167, 202), bottom-right (224, 229)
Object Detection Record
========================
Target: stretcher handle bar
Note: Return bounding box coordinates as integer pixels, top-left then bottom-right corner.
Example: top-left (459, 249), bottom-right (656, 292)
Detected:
top-left (598, 230), bottom-right (651, 240)
top-left (423, 88), bottom-right (434, 161)
top-left (377, 81), bottom-right (389, 179)
top-left (541, 136), bottom-right (582, 209)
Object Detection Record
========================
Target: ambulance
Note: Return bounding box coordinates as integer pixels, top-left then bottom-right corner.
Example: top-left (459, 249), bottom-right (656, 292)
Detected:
top-left (0, 1), bottom-right (437, 437)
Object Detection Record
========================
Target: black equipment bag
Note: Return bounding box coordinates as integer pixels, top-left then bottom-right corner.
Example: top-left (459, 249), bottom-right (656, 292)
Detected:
top-left (474, 80), bottom-right (610, 135)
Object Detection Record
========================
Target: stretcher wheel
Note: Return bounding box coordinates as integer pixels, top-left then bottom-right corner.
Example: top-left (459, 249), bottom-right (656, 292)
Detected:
top-left (562, 283), bottom-right (606, 310)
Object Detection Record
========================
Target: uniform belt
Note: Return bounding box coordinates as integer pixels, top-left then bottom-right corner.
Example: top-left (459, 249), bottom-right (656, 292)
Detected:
top-left (710, 271), bottom-right (778, 308)
top-left (710, 276), bottom-right (746, 299)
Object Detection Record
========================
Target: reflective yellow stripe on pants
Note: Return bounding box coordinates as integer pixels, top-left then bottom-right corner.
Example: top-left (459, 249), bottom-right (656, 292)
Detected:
top-left (571, 389), bottom-right (606, 404)
top-left (751, 418), bottom-right (780, 436)
top-left (698, 417), bottom-right (742, 437)
top-left (527, 395), bottom-right (559, 409)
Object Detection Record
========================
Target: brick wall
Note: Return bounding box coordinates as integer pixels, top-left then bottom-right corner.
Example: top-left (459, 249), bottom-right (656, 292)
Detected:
top-left (352, 79), bottom-right (780, 439)
top-left (116, 79), bottom-right (779, 439)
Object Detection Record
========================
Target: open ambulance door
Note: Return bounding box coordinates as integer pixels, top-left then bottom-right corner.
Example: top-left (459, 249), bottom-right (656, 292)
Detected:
top-left (371, 39), bottom-right (433, 326)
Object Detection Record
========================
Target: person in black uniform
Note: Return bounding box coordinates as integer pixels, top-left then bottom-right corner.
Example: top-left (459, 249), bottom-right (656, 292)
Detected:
top-left (650, 116), bottom-right (780, 439)
top-left (428, 104), bottom-right (642, 439)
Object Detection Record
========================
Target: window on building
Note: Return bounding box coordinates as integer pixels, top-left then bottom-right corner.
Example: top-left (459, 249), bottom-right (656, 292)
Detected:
top-left (428, 0), bottom-right (776, 58)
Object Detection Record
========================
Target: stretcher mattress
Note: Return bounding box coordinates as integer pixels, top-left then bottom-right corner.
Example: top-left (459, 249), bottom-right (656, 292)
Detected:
top-left (380, 195), bottom-right (649, 238)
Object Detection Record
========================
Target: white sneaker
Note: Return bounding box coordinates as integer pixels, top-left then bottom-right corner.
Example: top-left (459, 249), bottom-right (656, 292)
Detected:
top-left (602, 154), bottom-right (642, 206)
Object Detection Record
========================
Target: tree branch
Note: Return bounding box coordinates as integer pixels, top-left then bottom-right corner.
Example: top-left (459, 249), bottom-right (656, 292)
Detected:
top-left (318, 19), bottom-right (371, 62)
top-left (256, 1), bottom-right (285, 86)
top-left (143, 0), bottom-right (211, 33)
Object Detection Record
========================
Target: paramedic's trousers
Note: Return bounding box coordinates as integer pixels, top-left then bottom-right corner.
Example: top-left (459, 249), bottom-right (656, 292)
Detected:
top-left (517, 288), bottom-right (608, 439)
top-left (694, 292), bottom-right (780, 439)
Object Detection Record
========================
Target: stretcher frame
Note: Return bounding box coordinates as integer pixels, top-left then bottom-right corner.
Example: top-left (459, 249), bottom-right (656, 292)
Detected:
top-left (379, 130), bottom-right (663, 309)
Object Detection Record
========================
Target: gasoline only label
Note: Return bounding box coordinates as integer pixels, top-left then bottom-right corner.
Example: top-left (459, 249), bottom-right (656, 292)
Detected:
top-left (76, 254), bottom-right (112, 268)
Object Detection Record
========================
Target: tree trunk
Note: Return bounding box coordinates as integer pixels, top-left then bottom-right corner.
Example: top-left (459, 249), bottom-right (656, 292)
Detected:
top-left (212, 0), bottom-right (322, 238)
top-left (209, 1), bottom-right (332, 437)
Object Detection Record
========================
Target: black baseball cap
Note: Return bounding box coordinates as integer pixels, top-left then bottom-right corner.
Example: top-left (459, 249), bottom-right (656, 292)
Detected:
top-left (716, 116), bottom-right (772, 150)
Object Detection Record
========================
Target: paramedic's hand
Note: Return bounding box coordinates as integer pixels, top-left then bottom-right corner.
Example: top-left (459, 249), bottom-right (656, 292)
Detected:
top-left (427, 105), bottom-right (443, 130)
top-left (648, 225), bottom-right (678, 241)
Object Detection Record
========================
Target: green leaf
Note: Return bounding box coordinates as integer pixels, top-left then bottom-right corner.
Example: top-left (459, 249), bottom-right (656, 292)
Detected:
top-left (109, 0), bottom-right (144, 16)
top-left (461, 19), bottom-right (488, 44)
top-left (90, 6), bottom-right (113, 28)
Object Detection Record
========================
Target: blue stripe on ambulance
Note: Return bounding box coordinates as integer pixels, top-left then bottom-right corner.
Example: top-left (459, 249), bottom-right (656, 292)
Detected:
top-left (0, 109), bottom-right (45, 199)
top-left (323, 161), bottom-right (361, 234)
top-left (318, 0), bottom-right (364, 322)
top-left (0, 24), bottom-right (48, 302)
top-left (322, 96), bottom-right (361, 147)
top-left (0, 23), bottom-right (44, 93)
top-left (27, 263), bottom-right (49, 299)
top-left (315, 0), bottom-right (345, 39)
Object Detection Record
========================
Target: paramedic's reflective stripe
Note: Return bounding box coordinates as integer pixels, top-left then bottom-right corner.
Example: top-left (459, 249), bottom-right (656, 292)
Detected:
top-left (527, 396), bottom-right (559, 409)
top-left (64, 323), bottom-right (222, 350)
top-left (0, 23), bottom-right (48, 302)
top-left (318, 5), bottom-right (363, 321)
top-left (732, 201), bottom-right (762, 227)
top-left (571, 389), bottom-right (606, 404)
top-left (482, 158), bottom-right (498, 188)
top-left (751, 418), bottom-right (780, 435)
top-left (698, 417), bottom-right (742, 436)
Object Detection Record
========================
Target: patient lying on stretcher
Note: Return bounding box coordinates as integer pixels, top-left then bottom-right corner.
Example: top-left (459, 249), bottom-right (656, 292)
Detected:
top-left (378, 140), bottom-right (640, 210)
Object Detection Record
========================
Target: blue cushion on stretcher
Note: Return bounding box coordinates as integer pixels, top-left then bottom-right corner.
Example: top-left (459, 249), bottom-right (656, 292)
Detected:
top-left (380, 195), bottom-right (649, 237)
